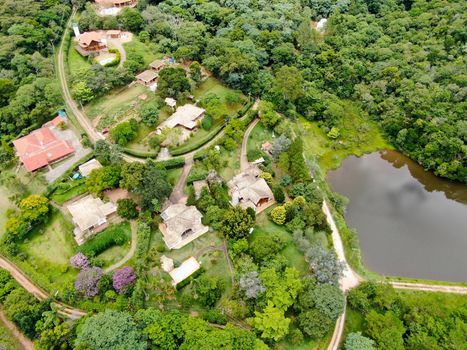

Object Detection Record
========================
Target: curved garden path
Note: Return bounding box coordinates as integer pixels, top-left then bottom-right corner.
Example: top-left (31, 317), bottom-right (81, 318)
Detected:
top-left (104, 220), bottom-right (138, 272)
top-left (0, 256), bottom-right (86, 319)
top-left (0, 310), bottom-right (34, 350)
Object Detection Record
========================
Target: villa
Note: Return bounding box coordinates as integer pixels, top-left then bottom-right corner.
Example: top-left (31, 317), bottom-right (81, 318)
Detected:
top-left (77, 31), bottom-right (107, 54)
top-left (157, 104), bottom-right (205, 131)
top-left (67, 195), bottom-right (117, 245)
top-left (136, 70), bottom-right (159, 87)
top-left (12, 116), bottom-right (75, 172)
top-left (228, 167), bottom-right (274, 211)
top-left (95, 0), bottom-right (137, 8)
top-left (159, 203), bottom-right (209, 249)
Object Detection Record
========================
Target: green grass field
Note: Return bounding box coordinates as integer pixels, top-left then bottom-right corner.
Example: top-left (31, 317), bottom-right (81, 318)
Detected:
top-left (67, 42), bottom-right (92, 77)
top-left (123, 38), bottom-right (159, 66)
top-left (297, 101), bottom-right (392, 173)
top-left (50, 180), bottom-right (87, 205)
top-left (16, 210), bottom-right (78, 291)
top-left (247, 122), bottom-right (272, 155)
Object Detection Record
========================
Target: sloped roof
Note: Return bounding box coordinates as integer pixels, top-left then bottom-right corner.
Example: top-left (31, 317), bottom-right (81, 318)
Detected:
top-left (78, 31), bottom-right (104, 48)
top-left (228, 169), bottom-right (273, 207)
top-left (136, 70), bottom-right (158, 83)
top-left (78, 158), bottom-right (102, 177)
top-left (13, 127), bottom-right (75, 172)
top-left (158, 104), bottom-right (205, 130)
top-left (149, 59), bottom-right (166, 70)
top-left (160, 204), bottom-right (208, 249)
top-left (67, 195), bottom-right (117, 231)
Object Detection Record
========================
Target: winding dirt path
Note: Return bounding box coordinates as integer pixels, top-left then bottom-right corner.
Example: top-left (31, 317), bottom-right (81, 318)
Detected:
top-left (240, 118), bottom-right (259, 171)
top-left (169, 155), bottom-right (193, 204)
top-left (105, 220), bottom-right (138, 272)
top-left (0, 310), bottom-right (34, 350)
top-left (57, 9), bottom-right (103, 144)
top-left (0, 256), bottom-right (86, 319)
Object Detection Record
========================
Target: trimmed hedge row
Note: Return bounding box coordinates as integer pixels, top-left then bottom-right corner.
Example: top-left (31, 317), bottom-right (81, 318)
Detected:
top-left (176, 266), bottom-right (205, 290)
top-left (154, 157), bottom-right (185, 169)
top-left (123, 146), bottom-right (159, 158)
top-left (169, 124), bottom-right (224, 156)
top-left (44, 151), bottom-right (95, 197)
top-left (78, 222), bottom-right (130, 257)
top-left (103, 48), bottom-right (121, 67)
top-left (187, 167), bottom-right (209, 184)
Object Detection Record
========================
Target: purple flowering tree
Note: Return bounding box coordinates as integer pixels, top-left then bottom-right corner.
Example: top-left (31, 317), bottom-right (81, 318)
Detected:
top-left (70, 253), bottom-right (90, 269)
top-left (112, 267), bottom-right (137, 294)
top-left (75, 267), bottom-right (104, 298)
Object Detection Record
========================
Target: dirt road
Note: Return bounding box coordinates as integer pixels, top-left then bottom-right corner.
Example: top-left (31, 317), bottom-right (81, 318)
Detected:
top-left (57, 9), bottom-right (103, 144)
top-left (240, 118), bottom-right (259, 171)
top-left (0, 310), bottom-right (34, 350)
top-left (169, 155), bottom-right (193, 204)
top-left (0, 256), bottom-right (86, 319)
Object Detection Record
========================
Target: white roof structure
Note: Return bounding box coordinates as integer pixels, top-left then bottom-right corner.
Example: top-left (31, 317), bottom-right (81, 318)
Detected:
top-left (160, 255), bottom-right (174, 272)
top-left (316, 18), bottom-right (327, 31)
top-left (168, 257), bottom-right (200, 285)
top-left (158, 104), bottom-right (205, 130)
top-left (228, 168), bottom-right (273, 210)
top-left (160, 204), bottom-right (209, 249)
top-left (78, 158), bottom-right (102, 177)
top-left (67, 195), bottom-right (117, 244)
top-left (165, 97), bottom-right (177, 108)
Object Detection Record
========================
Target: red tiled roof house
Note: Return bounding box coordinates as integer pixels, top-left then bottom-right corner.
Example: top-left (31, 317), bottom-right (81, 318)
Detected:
top-left (13, 127), bottom-right (75, 172)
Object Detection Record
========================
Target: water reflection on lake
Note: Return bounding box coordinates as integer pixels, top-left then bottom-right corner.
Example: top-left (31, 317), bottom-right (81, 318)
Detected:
top-left (327, 150), bottom-right (467, 282)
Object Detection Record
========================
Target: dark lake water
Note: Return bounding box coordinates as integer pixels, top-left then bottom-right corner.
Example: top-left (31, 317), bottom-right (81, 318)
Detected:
top-left (327, 150), bottom-right (467, 282)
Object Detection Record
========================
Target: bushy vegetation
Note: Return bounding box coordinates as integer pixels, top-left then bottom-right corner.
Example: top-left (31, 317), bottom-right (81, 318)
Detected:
top-left (345, 282), bottom-right (467, 349)
top-left (78, 223), bottom-right (130, 257)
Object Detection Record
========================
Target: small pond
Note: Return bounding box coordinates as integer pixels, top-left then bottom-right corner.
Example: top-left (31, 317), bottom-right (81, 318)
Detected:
top-left (327, 150), bottom-right (467, 282)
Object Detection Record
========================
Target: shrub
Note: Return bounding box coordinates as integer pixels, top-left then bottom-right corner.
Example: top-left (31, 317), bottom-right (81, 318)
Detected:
top-left (247, 149), bottom-right (264, 162)
top-left (201, 115), bottom-right (213, 130)
top-left (117, 198), bottom-right (138, 219)
top-left (201, 309), bottom-right (228, 325)
top-left (70, 253), bottom-right (90, 269)
top-left (78, 224), bottom-right (130, 257)
top-left (154, 157), bottom-right (185, 169)
top-left (75, 267), bottom-right (104, 298)
top-left (112, 266), bottom-right (137, 294)
top-left (103, 48), bottom-right (121, 67)
top-left (272, 186), bottom-right (285, 203)
top-left (194, 275), bottom-right (225, 307)
top-left (270, 206), bottom-right (286, 225)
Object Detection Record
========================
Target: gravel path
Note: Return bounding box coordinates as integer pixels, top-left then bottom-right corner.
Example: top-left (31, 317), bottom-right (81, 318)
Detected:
top-left (0, 310), bottom-right (34, 350)
top-left (104, 220), bottom-right (138, 273)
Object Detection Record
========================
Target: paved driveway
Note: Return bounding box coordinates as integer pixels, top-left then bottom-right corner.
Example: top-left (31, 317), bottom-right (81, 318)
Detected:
top-left (44, 128), bottom-right (91, 183)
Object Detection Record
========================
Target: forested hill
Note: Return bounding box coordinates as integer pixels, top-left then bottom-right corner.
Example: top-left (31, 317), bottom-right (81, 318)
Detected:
top-left (0, 0), bottom-right (70, 142)
top-left (85, 0), bottom-right (461, 182)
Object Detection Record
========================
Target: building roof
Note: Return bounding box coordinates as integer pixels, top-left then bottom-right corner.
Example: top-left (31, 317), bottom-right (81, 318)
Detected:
top-left (160, 255), bottom-right (174, 272)
top-left (136, 70), bottom-right (158, 83)
top-left (106, 30), bottom-right (121, 35)
top-left (149, 59), bottom-right (167, 70)
top-left (228, 169), bottom-right (273, 208)
top-left (13, 127), bottom-right (75, 172)
top-left (158, 104), bottom-right (205, 130)
top-left (43, 115), bottom-right (66, 128)
top-left (168, 257), bottom-right (200, 285)
top-left (78, 31), bottom-right (104, 48)
top-left (78, 158), bottom-right (102, 177)
top-left (164, 97), bottom-right (177, 108)
top-left (160, 203), bottom-right (209, 249)
top-left (67, 195), bottom-right (117, 232)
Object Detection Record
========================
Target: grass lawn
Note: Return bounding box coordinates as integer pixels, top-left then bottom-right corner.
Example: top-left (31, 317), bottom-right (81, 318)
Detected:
top-left (123, 38), bottom-right (159, 66)
top-left (164, 231), bottom-right (223, 265)
top-left (247, 122), bottom-right (273, 155)
top-left (16, 210), bottom-right (78, 292)
top-left (297, 101), bottom-right (392, 173)
top-left (0, 320), bottom-right (22, 350)
top-left (67, 42), bottom-right (92, 77)
top-left (219, 148), bottom-right (241, 181)
top-left (167, 167), bottom-right (184, 187)
top-left (193, 77), bottom-right (243, 106)
top-left (84, 84), bottom-right (150, 127)
top-left (0, 187), bottom-right (15, 237)
top-left (97, 244), bottom-right (131, 268)
top-left (253, 210), bottom-right (309, 275)
top-left (50, 179), bottom-right (87, 205)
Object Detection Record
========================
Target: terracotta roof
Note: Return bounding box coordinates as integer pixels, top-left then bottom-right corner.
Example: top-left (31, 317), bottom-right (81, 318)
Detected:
top-left (106, 30), bottom-right (121, 35)
top-left (13, 127), bottom-right (75, 172)
top-left (78, 31), bottom-right (103, 48)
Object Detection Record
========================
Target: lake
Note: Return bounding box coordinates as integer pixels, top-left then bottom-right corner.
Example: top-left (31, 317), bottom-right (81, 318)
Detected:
top-left (327, 150), bottom-right (467, 282)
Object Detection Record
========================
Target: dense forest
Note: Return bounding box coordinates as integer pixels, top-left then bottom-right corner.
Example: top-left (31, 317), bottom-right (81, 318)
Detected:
top-left (79, 0), bottom-right (466, 182)
top-left (0, 0), bottom-right (70, 143)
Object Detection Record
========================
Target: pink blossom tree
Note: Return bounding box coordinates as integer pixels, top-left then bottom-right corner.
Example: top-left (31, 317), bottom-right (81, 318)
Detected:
top-left (112, 266), bottom-right (137, 294)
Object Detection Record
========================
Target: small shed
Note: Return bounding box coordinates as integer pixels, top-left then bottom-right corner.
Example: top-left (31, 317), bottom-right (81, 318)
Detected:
top-left (136, 70), bottom-right (158, 86)
top-left (165, 97), bottom-right (177, 108)
top-left (149, 59), bottom-right (167, 72)
top-left (160, 255), bottom-right (174, 272)
top-left (107, 30), bottom-right (121, 38)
